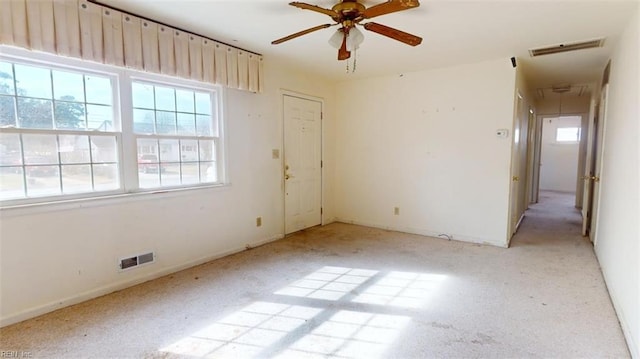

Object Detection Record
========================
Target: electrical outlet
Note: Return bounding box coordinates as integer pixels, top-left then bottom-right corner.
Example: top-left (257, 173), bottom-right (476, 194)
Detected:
top-left (394, 207), bottom-right (400, 215)
top-left (256, 217), bottom-right (262, 227)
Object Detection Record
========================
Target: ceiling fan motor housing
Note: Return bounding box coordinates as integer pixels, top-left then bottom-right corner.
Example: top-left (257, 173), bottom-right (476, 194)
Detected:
top-left (332, 0), bottom-right (366, 25)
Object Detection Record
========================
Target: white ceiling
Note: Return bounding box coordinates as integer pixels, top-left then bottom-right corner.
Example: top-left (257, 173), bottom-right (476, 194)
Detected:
top-left (101, 0), bottom-right (637, 91)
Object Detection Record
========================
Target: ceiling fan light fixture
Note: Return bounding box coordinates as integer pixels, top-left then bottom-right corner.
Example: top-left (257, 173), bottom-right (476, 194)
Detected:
top-left (346, 26), bottom-right (364, 51)
top-left (328, 29), bottom-right (344, 49)
top-left (274, 0), bottom-right (422, 62)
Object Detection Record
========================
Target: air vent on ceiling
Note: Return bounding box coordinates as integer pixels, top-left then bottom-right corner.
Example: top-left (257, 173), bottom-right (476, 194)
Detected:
top-left (552, 84), bottom-right (571, 93)
top-left (529, 38), bottom-right (605, 57)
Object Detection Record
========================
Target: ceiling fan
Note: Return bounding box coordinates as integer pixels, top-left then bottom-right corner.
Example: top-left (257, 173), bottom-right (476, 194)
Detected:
top-left (272, 0), bottom-right (422, 61)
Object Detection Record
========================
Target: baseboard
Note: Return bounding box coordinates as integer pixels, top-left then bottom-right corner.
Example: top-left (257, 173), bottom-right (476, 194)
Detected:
top-left (0, 234), bottom-right (284, 328)
top-left (507, 213), bottom-right (526, 247)
top-left (334, 218), bottom-right (508, 248)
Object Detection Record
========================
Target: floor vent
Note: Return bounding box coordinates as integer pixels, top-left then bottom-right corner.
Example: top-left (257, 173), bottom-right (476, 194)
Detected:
top-left (119, 252), bottom-right (155, 270)
top-left (529, 38), bottom-right (605, 57)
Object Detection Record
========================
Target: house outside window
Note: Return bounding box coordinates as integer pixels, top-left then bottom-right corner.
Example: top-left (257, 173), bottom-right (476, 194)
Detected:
top-left (0, 50), bottom-right (225, 206)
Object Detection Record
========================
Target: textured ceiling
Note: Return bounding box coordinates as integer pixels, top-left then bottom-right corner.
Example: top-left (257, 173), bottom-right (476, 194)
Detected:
top-left (99, 0), bottom-right (638, 90)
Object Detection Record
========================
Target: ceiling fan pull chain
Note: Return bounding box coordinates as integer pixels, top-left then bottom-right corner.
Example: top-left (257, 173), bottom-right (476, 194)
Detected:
top-left (353, 49), bottom-right (357, 73)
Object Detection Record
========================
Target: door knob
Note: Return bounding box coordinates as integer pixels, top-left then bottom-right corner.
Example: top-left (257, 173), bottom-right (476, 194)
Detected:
top-left (285, 174), bottom-right (294, 180)
top-left (512, 176), bottom-right (519, 181)
top-left (592, 176), bottom-right (600, 182)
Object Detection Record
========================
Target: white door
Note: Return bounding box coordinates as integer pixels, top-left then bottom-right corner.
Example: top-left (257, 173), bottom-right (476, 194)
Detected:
top-left (283, 95), bottom-right (322, 234)
top-left (581, 99), bottom-right (598, 236)
top-left (584, 85), bottom-right (609, 243)
top-left (508, 93), bottom-right (524, 239)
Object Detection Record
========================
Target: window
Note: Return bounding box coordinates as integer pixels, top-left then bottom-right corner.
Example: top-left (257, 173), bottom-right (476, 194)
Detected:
top-left (0, 50), bottom-right (224, 206)
top-left (131, 81), bottom-right (218, 188)
top-left (0, 61), bottom-right (119, 201)
top-left (556, 127), bottom-right (581, 142)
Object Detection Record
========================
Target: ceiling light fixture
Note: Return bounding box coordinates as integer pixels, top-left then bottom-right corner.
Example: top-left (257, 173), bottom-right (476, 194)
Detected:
top-left (328, 27), bottom-right (364, 72)
top-left (272, 0), bottom-right (422, 66)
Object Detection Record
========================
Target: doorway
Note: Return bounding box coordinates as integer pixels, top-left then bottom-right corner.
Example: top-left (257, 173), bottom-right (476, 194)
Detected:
top-left (538, 115), bottom-right (583, 201)
top-left (283, 94), bottom-right (323, 234)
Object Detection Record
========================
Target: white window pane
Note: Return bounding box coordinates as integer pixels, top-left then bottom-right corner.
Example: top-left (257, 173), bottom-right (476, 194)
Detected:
top-left (195, 92), bottom-right (211, 115)
top-left (159, 139), bottom-right (180, 162)
top-left (137, 138), bottom-right (160, 176)
top-left (138, 158), bottom-right (161, 174)
top-left (14, 64), bottom-right (51, 99)
top-left (59, 135), bottom-right (90, 164)
top-left (85, 75), bottom-right (111, 105)
top-left (160, 163), bottom-right (180, 186)
top-left (52, 70), bottom-right (85, 102)
top-left (139, 168), bottom-right (160, 188)
top-left (17, 98), bottom-right (53, 129)
top-left (132, 82), bottom-right (155, 109)
top-left (25, 166), bottom-right (61, 197)
top-left (155, 86), bottom-right (175, 111)
top-left (0, 95), bottom-right (16, 127)
top-left (0, 133), bottom-right (22, 165)
top-left (86, 104), bottom-right (112, 131)
top-left (55, 101), bottom-right (86, 129)
top-left (556, 127), bottom-right (580, 142)
top-left (93, 164), bottom-right (119, 191)
top-left (156, 111), bottom-right (176, 134)
top-left (137, 138), bottom-right (158, 156)
top-left (0, 167), bottom-right (24, 200)
top-left (181, 162), bottom-right (199, 184)
top-left (199, 140), bottom-right (215, 161)
top-left (201, 162), bottom-right (217, 183)
top-left (177, 113), bottom-right (196, 135)
top-left (181, 139), bottom-right (198, 161)
top-left (0, 62), bottom-right (15, 95)
top-left (133, 109), bottom-right (155, 133)
top-left (196, 115), bottom-right (212, 136)
top-left (23, 134), bottom-right (58, 164)
top-left (176, 89), bottom-right (194, 112)
top-left (61, 164), bottom-right (92, 194)
top-left (91, 136), bottom-right (118, 163)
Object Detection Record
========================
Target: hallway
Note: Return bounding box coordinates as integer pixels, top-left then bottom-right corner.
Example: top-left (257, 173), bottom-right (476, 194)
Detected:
top-left (0, 192), bottom-right (630, 358)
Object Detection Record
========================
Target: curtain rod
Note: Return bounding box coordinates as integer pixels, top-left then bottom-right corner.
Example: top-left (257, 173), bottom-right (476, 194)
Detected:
top-left (88, 0), bottom-right (262, 56)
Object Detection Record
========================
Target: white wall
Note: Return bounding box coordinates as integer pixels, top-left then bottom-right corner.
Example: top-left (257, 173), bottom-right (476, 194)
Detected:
top-left (0, 58), bottom-right (337, 326)
top-left (539, 116), bottom-right (581, 193)
top-left (334, 58), bottom-right (516, 247)
top-left (536, 96), bottom-right (590, 116)
top-left (594, 8), bottom-right (639, 358)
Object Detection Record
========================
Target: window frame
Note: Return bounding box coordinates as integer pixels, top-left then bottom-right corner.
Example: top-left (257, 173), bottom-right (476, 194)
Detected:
top-left (555, 126), bottom-right (581, 144)
top-left (0, 46), bottom-right (227, 208)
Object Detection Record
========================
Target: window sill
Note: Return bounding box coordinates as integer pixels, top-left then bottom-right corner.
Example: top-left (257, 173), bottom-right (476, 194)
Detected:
top-left (0, 183), bottom-right (232, 218)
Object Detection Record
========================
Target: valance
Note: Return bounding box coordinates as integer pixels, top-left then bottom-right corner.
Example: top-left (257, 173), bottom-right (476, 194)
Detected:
top-left (0, 0), bottom-right (264, 93)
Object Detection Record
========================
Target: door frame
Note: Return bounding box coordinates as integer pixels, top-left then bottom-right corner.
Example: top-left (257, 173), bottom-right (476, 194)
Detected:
top-left (280, 89), bottom-right (325, 235)
top-left (581, 98), bottom-right (598, 236)
top-left (508, 91), bottom-right (524, 242)
top-left (585, 84), bottom-right (609, 244)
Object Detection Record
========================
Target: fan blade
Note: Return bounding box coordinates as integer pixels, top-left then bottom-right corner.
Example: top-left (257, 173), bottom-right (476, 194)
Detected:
top-left (363, 0), bottom-right (420, 19)
top-left (272, 24), bottom-right (333, 45)
top-left (290, 2), bottom-right (339, 18)
top-left (363, 22), bottom-right (422, 46)
top-left (338, 30), bottom-right (351, 60)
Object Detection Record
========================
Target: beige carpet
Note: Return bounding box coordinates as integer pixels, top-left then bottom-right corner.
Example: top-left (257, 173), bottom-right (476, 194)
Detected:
top-left (0, 191), bottom-right (629, 358)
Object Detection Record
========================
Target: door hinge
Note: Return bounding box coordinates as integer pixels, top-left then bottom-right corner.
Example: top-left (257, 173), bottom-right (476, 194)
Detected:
top-left (321, 160), bottom-right (323, 168)
top-left (321, 207), bottom-right (323, 214)
top-left (321, 112), bottom-right (323, 120)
